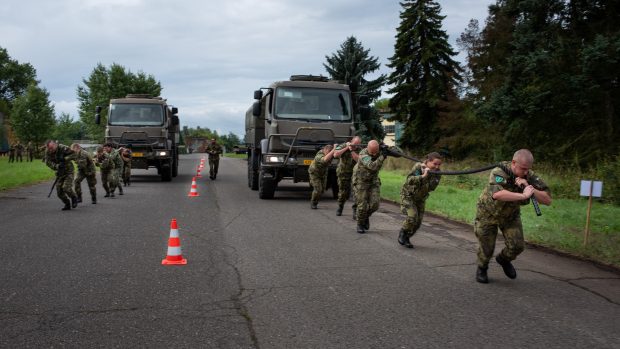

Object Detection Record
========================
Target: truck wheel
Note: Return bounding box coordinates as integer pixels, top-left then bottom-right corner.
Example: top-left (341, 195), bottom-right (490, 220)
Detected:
top-left (172, 154), bottom-right (179, 177)
top-left (258, 170), bottom-right (276, 199)
top-left (248, 151), bottom-right (259, 190)
top-left (161, 161), bottom-right (172, 182)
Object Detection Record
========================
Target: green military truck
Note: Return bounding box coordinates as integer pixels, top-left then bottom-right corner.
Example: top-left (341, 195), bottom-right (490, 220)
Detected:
top-left (95, 94), bottom-right (180, 181)
top-left (245, 75), bottom-right (367, 199)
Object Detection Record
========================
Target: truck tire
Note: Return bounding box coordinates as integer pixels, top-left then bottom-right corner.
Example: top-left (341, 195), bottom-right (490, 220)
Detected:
top-left (248, 151), bottom-right (259, 190)
top-left (161, 160), bottom-right (172, 182)
top-left (258, 169), bottom-right (276, 199)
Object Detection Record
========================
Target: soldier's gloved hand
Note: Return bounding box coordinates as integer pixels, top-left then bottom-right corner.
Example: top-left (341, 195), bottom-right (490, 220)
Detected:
top-left (380, 144), bottom-right (390, 156)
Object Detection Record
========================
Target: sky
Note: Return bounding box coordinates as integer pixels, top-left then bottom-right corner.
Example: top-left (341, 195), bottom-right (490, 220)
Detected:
top-left (1, 0), bottom-right (491, 137)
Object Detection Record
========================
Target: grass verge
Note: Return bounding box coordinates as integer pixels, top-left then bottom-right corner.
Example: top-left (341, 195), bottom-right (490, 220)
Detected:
top-left (0, 157), bottom-right (55, 191)
top-left (380, 169), bottom-right (620, 267)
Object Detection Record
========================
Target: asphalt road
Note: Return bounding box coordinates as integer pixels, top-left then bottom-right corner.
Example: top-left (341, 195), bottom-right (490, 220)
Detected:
top-left (1, 154), bottom-right (619, 348)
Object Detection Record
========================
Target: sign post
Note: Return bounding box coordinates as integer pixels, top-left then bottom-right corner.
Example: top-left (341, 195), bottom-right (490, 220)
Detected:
top-left (580, 180), bottom-right (603, 246)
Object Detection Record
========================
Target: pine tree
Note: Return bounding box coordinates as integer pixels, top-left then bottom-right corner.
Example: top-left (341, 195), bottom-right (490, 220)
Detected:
top-left (324, 36), bottom-right (387, 141)
top-left (387, 0), bottom-right (461, 151)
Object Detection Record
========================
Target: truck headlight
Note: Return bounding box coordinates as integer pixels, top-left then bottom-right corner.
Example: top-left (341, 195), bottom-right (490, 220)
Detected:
top-left (265, 155), bottom-right (284, 163)
top-left (157, 151), bottom-right (169, 157)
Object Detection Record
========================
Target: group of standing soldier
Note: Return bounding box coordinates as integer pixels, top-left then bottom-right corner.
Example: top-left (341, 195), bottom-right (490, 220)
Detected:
top-left (308, 138), bottom-right (552, 284)
top-left (44, 140), bottom-right (132, 210)
top-left (7, 141), bottom-right (36, 162)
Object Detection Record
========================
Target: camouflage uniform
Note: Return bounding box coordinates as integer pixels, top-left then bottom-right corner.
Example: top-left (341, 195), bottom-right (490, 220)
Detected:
top-left (335, 142), bottom-right (358, 209)
top-left (400, 162), bottom-right (441, 238)
top-left (109, 149), bottom-right (124, 195)
top-left (45, 144), bottom-right (77, 208)
top-left (475, 161), bottom-right (550, 268)
top-left (15, 142), bottom-right (23, 162)
top-left (353, 148), bottom-right (386, 230)
top-left (121, 149), bottom-right (132, 186)
top-left (95, 151), bottom-right (115, 197)
top-left (308, 149), bottom-right (331, 206)
top-left (73, 148), bottom-right (97, 203)
top-left (26, 141), bottom-right (34, 162)
top-left (8, 143), bottom-right (15, 163)
top-left (206, 143), bottom-right (223, 179)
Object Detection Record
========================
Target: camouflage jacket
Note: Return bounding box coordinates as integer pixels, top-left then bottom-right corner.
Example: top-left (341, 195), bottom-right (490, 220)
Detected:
top-left (353, 148), bottom-right (385, 188)
top-left (95, 152), bottom-right (114, 171)
top-left (206, 143), bottom-right (223, 160)
top-left (110, 149), bottom-right (123, 171)
top-left (308, 150), bottom-right (330, 178)
top-left (45, 144), bottom-right (75, 176)
top-left (75, 149), bottom-right (96, 175)
top-left (335, 142), bottom-right (357, 176)
top-left (477, 161), bottom-right (550, 220)
top-left (400, 162), bottom-right (441, 202)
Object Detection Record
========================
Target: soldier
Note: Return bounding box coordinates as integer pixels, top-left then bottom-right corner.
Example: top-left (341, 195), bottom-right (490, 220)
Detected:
top-left (71, 143), bottom-right (97, 204)
top-left (398, 152), bottom-right (443, 248)
top-left (352, 140), bottom-right (387, 234)
top-left (308, 144), bottom-right (337, 209)
top-left (333, 136), bottom-right (361, 216)
top-left (475, 149), bottom-right (552, 284)
top-left (94, 146), bottom-right (115, 197)
top-left (104, 143), bottom-right (124, 196)
top-left (205, 138), bottom-right (223, 180)
top-left (45, 140), bottom-right (78, 210)
top-left (8, 142), bottom-right (15, 163)
top-left (120, 146), bottom-right (132, 186)
top-left (15, 142), bottom-right (24, 162)
top-left (27, 141), bottom-right (35, 162)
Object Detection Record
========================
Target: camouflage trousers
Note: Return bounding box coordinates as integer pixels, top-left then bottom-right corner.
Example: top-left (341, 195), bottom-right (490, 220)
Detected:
top-left (74, 170), bottom-right (97, 200)
top-left (114, 168), bottom-right (123, 192)
top-left (355, 182), bottom-right (380, 225)
top-left (123, 164), bottom-right (131, 185)
top-left (101, 170), bottom-right (118, 194)
top-left (474, 213), bottom-right (525, 268)
top-left (209, 158), bottom-right (219, 177)
top-left (309, 172), bottom-right (328, 205)
top-left (336, 171), bottom-right (353, 206)
top-left (56, 174), bottom-right (76, 205)
top-left (400, 197), bottom-right (426, 238)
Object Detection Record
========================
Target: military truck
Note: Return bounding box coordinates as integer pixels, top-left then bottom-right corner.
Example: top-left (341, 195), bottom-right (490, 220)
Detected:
top-left (245, 75), bottom-right (367, 199)
top-left (95, 94), bottom-right (180, 181)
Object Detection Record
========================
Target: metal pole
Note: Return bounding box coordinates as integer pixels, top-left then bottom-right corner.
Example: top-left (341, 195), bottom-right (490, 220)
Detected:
top-left (583, 181), bottom-right (594, 247)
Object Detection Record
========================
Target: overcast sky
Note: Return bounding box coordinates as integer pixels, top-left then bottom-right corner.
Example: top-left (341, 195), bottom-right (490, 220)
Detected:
top-left (1, 0), bottom-right (491, 137)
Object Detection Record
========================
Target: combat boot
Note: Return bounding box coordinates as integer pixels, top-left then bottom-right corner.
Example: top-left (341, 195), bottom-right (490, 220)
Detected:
top-left (364, 218), bottom-right (370, 230)
top-left (311, 202), bottom-right (318, 209)
top-left (104, 191), bottom-right (110, 198)
top-left (495, 254), bottom-right (517, 279)
top-left (110, 192), bottom-right (115, 198)
top-left (352, 207), bottom-right (357, 221)
top-left (119, 187), bottom-right (124, 195)
top-left (336, 204), bottom-right (343, 216)
top-left (71, 196), bottom-right (78, 208)
top-left (476, 266), bottom-right (489, 284)
top-left (356, 225), bottom-right (366, 234)
top-left (77, 195), bottom-right (82, 203)
top-left (398, 229), bottom-right (413, 248)
top-left (61, 202), bottom-right (71, 211)
top-left (92, 196), bottom-right (97, 204)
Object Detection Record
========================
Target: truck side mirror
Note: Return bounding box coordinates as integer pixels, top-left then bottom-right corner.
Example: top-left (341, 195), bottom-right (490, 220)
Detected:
top-left (254, 90), bottom-right (263, 100)
top-left (172, 115), bottom-right (179, 126)
top-left (252, 101), bottom-right (261, 117)
top-left (95, 106), bottom-right (102, 125)
top-left (171, 107), bottom-right (178, 114)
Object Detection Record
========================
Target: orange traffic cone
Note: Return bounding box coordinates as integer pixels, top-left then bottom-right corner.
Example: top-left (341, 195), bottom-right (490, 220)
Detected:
top-left (162, 218), bottom-right (187, 265)
top-left (188, 177), bottom-right (200, 197)
top-left (196, 166), bottom-right (202, 178)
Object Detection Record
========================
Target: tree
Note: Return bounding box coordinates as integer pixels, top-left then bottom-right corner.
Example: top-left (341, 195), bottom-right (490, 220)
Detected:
top-left (53, 113), bottom-right (87, 144)
top-left (220, 131), bottom-right (242, 151)
top-left (324, 36), bottom-right (387, 141)
top-left (386, 0), bottom-right (462, 151)
top-left (9, 83), bottom-right (55, 144)
top-left (77, 63), bottom-right (162, 141)
top-left (0, 46), bottom-right (37, 106)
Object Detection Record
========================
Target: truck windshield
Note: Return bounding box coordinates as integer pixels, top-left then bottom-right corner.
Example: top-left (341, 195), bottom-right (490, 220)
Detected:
top-left (274, 87), bottom-right (351, 121)
top-left (109, 104), bottom-right (164, 126)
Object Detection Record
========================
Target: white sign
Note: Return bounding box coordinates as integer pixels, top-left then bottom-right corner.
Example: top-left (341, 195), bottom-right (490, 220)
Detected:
top-left (580, 180), bottom-right (603, 197)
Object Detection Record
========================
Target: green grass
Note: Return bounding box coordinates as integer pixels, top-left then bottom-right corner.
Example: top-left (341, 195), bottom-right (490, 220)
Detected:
top-left (0, 157), bottom-right (55, 191)
top-left (380, 169), bottom-right (620, 267)
top-left (224, 153), bottom-right (247, 159)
